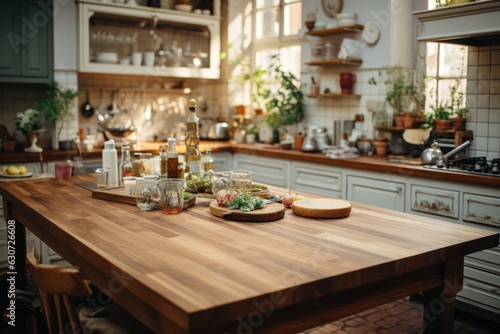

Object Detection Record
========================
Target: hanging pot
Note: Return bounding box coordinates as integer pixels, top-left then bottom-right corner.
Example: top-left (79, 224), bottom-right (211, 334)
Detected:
top-left (80, 90), bottom-right (95, 118)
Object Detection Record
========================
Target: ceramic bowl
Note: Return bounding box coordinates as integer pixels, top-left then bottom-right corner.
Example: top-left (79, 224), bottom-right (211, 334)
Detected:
top-left (174, 4), bottom-right (193, 12)
top-left (336, 13), bottom-right (357, 27)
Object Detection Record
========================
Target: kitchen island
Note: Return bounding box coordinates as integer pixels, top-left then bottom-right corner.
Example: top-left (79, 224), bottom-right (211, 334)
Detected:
top-left (1, 174), bottom-right (498, 333)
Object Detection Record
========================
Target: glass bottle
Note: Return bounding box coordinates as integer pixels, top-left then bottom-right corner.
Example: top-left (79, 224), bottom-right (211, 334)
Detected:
top-left (132, 153), bottom-right (142, 176)
top-left (166, 138), bottom-right (179, 178)
top-left (184, 99), bottom-right (201, 178)
top-left (159, 144), bottom-right (168, 176)
top-left (119, 145), bottom-right (133, 185)
top-left (73, 156), bottom-right (86, 175)
top-left (202, 149), bottom-right (213, 173)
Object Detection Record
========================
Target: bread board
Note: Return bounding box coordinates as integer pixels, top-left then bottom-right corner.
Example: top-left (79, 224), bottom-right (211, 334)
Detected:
top-left (292, 198), bottom-right (351, 219)
top-left (209, 201), bottom-right (285, 222)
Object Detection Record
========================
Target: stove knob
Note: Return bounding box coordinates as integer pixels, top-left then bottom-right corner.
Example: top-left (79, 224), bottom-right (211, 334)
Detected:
top-left (492, 165), bottom-right (499, 174)
top-left (474, 163), bottom-right (483, 172)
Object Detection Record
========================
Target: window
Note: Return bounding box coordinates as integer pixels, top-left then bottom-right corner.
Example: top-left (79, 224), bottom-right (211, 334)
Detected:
top-left (425, 1), bottom-right (467, 112)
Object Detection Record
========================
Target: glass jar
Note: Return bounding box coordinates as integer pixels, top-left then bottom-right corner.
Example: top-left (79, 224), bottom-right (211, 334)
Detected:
top-left (135, 175), bottom-right (159, 211)
top-left (323, 42), bottom-right (339, 60)
top-left (141, 153), bottom-right (154, 176)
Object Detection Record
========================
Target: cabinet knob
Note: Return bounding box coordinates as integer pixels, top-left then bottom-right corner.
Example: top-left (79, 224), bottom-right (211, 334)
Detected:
top-left (396, 186), bottom-right (403, 193)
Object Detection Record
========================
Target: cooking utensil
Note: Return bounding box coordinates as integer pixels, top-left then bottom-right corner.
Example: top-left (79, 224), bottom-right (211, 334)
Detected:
top-left (443, 140), bottom-right (471, 163)
top-left (421, 140), bottom-right (444, 165)
top-left (80, 90), bottom-right (95, 118)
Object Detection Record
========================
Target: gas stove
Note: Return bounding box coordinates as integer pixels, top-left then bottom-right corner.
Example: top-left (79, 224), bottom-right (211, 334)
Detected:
top-left (424, 157), bottom-right (500, 177)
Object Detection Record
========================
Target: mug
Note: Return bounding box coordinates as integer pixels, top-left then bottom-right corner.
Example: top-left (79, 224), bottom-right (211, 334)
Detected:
top-left (144, 51), bottom-right (155, 66)
top-left (132, 52), bottom-right (142, 66)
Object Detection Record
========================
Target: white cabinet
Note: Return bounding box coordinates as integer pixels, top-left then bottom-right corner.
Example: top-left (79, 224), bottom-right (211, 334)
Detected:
top-left (233, 154), bottom-right (290, 188)
top-left (346, 175), bottom-right (405, 211)
top-left (78, 0), bottom-right (221, 79)
top-left (410, 184), bottom-right (459, 219)
top-left (291, 162), bottom-right (343, 199)
top-left (212, 152), bottom-right (232, 172)
top-left (463, 193), bottom-right (500, 228)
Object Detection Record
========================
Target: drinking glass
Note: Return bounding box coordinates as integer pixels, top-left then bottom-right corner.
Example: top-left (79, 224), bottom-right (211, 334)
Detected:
top-left (229, 170), bottom-right (252, 191)
top-left (156, 178), bottom-right (184, 214)
top-left (95, 168), bottom-right (109, 188)
top-left (135, 176), bottom-right (159, 211)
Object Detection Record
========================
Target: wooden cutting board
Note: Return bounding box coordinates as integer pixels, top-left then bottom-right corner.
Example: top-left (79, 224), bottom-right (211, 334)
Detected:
top-left (209, 201), bottom-right (285, 222)
top-left (292, 198), bottom-right (352, 219)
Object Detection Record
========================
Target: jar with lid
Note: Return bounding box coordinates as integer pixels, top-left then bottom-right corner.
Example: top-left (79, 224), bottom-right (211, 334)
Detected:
top-left (141, 153), bottom-right (154, 176)
top-left (323, 42), bottom-right (339, 60)
top-left (132, 153), bottom-right (142, 176)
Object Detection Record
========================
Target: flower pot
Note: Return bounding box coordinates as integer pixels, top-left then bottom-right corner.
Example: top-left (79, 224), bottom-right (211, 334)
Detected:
top-left (339, 73), bottom-right (356, 94)
top-left (394, 116), bottom-right (404, 128)
top-left (453, 117), bottom-right (467, 131)
top-left (403, 116), bottom-right (415, 129)
top-left (434, 119), bottom-right (453, 131)
top-left (373, 141), bottom-right (389, 156)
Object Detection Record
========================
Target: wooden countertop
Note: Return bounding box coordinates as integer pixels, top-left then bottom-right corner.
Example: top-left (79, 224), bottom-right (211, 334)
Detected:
top-left (1, 141), bottom-right (498, 187)
top-left (1, 175), bottom-right (498, 333)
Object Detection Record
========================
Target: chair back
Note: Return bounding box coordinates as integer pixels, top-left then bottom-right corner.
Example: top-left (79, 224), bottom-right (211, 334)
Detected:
top-left (27, 245), bottom-right (93, 334)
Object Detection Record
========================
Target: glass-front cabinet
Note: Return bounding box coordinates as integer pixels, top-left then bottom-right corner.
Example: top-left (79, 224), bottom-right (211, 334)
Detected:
top-left (77, 0), bottom-right (221, 79)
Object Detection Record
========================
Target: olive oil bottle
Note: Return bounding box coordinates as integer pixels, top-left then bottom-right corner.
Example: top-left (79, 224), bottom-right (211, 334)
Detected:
top-left (185, 99), bottom-right (201, 177)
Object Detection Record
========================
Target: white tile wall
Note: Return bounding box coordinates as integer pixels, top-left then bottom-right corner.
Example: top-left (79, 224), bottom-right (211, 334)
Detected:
top-left (466, 46), bottom-right (500, 159)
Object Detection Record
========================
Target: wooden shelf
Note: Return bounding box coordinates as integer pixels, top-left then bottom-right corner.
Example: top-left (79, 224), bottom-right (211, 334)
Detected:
top-left (305, 58), bottom-right (363, 66)
top-left (307, 93), bottom-right (361, 99)
top-left (306, 24), bottom-right (364, 37)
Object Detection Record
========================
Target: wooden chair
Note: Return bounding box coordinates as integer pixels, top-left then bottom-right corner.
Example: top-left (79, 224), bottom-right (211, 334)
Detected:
top-left (27, 245), bottom-right (152, 334)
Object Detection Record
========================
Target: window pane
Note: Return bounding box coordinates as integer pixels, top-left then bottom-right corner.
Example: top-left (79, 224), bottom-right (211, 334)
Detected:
top-left (284, 2), bottom-right (302, 36)
top-left (438, 44), bottom-right (467, 77)
top-left (280, 45), bottom-right (301, 80)
top-left (256, 0), bottom-right (279, 9)
top-left (256, 8), bottom-right (278, 39)
top-left (426, 42), bottom-right (438, 77)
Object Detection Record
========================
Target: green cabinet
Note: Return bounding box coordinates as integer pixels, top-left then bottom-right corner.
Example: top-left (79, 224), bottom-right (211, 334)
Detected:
top-left (0, 0), bottom-right (53, 83)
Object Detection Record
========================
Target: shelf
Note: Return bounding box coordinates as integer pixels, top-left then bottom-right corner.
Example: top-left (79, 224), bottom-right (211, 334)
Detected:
top-left (306, 24), bottom-right (364, 37)
top-left (305, 58), bottom-right (362, 66)
top-left (307, 93), bottom-right (361, 99)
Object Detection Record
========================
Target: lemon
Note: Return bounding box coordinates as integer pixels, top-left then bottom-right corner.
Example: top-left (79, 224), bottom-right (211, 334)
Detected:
top-left (2, 166), bottom-right (8, 174)
top-left (8, 166), bottom-right (20, 175)
top-left (18, 166), bottom-right (27, 175)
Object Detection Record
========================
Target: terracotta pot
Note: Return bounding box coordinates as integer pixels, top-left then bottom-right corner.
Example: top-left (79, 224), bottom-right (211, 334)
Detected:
top-left (394, 116), bottom-right (404, 128)
top-left (339, 73), bottom-right (356, 94)
top-left (403, 116), bottom-right (415, 129)
top-left (373, 141), bottom-right (388, 156)
top-left (434, 119), bottom-right (453, 131)
top-left (453, 117), bottom-right (467, 131)
top-left (3, 140), bottom-right (16, 152)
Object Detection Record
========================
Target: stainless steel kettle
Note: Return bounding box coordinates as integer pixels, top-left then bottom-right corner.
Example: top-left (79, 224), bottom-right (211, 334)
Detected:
top-left (421, 141), bottom-right (444, 165)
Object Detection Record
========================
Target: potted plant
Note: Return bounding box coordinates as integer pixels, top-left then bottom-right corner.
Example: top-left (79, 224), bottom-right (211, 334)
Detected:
top-left (432, 102), bottom-right (452, 130)
top-left (263, 54), bottom-right (304, 130)
top-left (453, 107), bottom-right (468, 130)
top-left (35, 81), bottom-right (79, 150)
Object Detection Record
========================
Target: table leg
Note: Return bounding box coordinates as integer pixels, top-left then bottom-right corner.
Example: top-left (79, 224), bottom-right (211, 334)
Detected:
top-left (422, 257), bottom-right (464, 334)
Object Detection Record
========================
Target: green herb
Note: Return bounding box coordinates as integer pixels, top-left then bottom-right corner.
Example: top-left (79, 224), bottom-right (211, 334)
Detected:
top-left (224, 192), bottom-right (264, 212)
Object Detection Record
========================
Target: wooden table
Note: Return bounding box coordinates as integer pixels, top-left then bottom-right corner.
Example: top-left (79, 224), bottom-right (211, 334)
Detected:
top-left (1, 175), bottom-right (498, 334)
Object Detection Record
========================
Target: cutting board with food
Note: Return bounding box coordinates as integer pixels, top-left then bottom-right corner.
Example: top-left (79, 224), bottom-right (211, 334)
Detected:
top-left (209, 201), bottom-right (285, 222)
top-left (292, 198), bottom-right (352, 218)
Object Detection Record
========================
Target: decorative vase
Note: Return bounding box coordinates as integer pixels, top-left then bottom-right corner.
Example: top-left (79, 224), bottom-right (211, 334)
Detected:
top-left (24, 129), bottom-right (46, 153)
top-left (339, 73), bottom-right (356, 94)
top-left (453, 117), bottom-right (467, 131)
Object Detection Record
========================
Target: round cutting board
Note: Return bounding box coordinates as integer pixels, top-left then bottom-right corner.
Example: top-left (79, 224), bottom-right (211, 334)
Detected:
top-left (209, 201), bottom-right (285, 222)
top-left (292, 198), bottom-right (352, 219)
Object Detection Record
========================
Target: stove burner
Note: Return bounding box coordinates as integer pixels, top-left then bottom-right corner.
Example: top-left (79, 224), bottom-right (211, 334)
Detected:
top-left (424, 157), bottom-right (500, 177)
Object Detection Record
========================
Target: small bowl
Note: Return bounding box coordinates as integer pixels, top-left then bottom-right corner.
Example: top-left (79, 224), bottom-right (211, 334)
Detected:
top-left (336, 13), bottom-right (357, 27)
top-left (174, 4), bottom-right (192, 12)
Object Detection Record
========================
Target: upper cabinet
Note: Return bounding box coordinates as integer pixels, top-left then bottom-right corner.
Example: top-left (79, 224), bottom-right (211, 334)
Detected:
top-left (414, 1), bottom-right (500, 46)
top-left (77, 0), bottom-right (221, 79)
top-left (0, 0), bottom-right (54, 83)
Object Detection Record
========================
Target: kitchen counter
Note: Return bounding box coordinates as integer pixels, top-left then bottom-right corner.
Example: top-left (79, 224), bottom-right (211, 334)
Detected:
top-left (1, 174), bottom-right (498, 333)
top-left (1, 141), bottom-right (498, 187)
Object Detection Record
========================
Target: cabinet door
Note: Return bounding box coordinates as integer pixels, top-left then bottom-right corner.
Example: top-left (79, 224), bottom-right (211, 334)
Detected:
top-left (347, 175), bottom-right (405, 211)
top-left (0, 0), bottom-right (19, 77)
top-left (233, 154), bottom-right (290, 188)
top-left (20, 0), bottom-right (53, 80)
top-left (291, 161), bottom-right (343, 198)
top-left (212, 152), bottom-right (232, 172)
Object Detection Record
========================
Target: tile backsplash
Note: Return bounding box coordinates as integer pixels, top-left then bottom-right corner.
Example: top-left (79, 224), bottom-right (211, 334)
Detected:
top-left (466, 45), bottom-right (500, 160)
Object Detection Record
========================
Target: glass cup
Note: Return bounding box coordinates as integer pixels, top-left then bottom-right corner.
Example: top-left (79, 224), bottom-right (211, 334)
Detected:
top-left (135, 176), bottom-right (159, 211)
top-left (95, 168), bottom-right (109, 188)
top-left (229, 170), bottom-right (252, 191)
top-left (156, 178), bottom-right (184, 214)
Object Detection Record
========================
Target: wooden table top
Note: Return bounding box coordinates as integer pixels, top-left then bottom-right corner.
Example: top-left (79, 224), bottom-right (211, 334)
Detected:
top-left (1, 175), bottom-right (498, 333)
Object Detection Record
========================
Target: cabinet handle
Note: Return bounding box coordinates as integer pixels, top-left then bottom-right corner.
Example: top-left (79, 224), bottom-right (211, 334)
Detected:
top-left (396, 186), bottom-right (403, 193)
